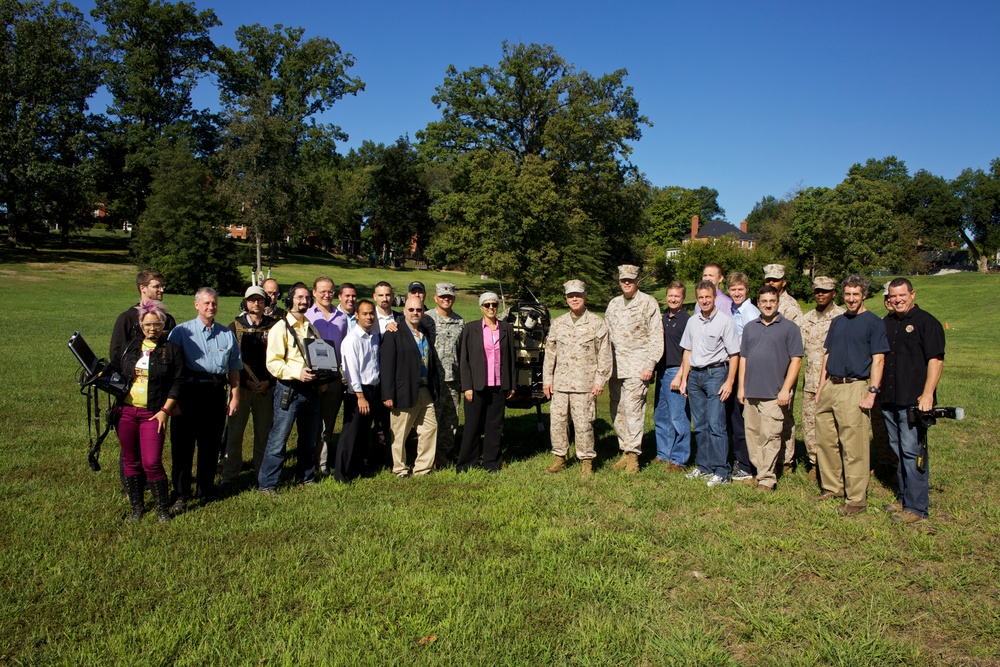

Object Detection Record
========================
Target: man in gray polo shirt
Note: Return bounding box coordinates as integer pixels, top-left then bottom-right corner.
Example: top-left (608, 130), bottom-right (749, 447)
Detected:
top-left (738, 286), bottom-right (803, 492)
top-left (678, 281), bottom-right (740, 487)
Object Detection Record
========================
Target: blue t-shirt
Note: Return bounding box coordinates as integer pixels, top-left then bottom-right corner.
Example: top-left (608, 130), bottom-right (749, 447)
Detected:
top-left (823, 310), bottom-right (889, 379)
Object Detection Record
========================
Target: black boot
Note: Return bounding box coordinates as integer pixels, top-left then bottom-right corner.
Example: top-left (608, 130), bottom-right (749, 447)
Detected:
top-left (124, 475), bottom-right (145, 524)
top-left (150, 478), bottom-right (172, 524)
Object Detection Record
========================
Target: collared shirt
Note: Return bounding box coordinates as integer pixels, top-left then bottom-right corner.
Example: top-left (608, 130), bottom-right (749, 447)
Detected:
top-left (881, 304), bottom-right (945, 405)
top-left (410, 326), bottom-right (430, 384)
top-left (542, 309), bottom-right (613, 393)
top-left (730, 300), bottom-right (761, 339)
top-left (265, 315), bottom-right (321, 382)
top-left (778, 291), bottom-right (804, 326)
top-left (740, 313), bottom-right (804, 399)
top-left (801, 303), bottom-right (845, 391)
top-left (482, 319), bottom-right (501, 386)
top-left (425, 308), bottom-right (465, 382)
top-left (338, 305), bottom-right (358, 333)
top-left (341, 325), bottom-right (381, 393)
top-left (377, 309), bottom-right (398, 334)
top-left (680, 308), bottom-right (740, 368)
top-left (658, 308), bottom-right (691, 369)
top-left (168, 318), bottom-right (242, 376)
top-left (305, 305), bottom-right (347, 349)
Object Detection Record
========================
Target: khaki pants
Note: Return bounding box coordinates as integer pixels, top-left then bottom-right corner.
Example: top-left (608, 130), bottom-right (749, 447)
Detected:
top-left (389, 386), bottom-right (438, 476)
top-left (550, 391), bottom-right (597, 460)
top-left (222, 385), bottom-right (274, 482)
top-left (744, 398), bottom-right (786, 489)
top-left (815, 381), bottom-right (870, 506)
top-left (609, 377), bottom-right (648, 454)
top-left (802, 389), bottom-right (818, 466)
top-left (780, 387), bottom-right (796, 466)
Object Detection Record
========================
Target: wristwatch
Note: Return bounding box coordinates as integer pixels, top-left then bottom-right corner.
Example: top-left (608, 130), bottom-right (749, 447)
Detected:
top-left (868, 385), bottom-right (880, 395)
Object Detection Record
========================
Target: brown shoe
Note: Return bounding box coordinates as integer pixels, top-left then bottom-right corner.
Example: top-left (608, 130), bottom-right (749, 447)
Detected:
top-left (812, 491), bottom-right (841, 501)
top-left (624, 452), bottom-right (640, 475)
top-left (580, 460), bottom-right (593, 478)
top-left (651, 457), bottom-right (669, 465)
top-left (666, 463), bottom-right (687, 473)
top-left (883, 501), bottom-right (903, 514)
top-left (807, 467), bottom-right (818, 482)
top-left (891, 510), bottom-right (925, 524)
top-left (544, 455), bottom-right (566, 474)
top-left (610, 453), bottom-right (629, 470)
top-left (836, 503), bottom-right (867, 516)
top-left (756, 484), bottom-right (774, 493)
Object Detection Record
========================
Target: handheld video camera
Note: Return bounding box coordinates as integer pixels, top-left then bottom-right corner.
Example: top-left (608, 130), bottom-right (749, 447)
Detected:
top-left (905, 406), bottom-right (964, 474)
top-left (68, 332), bottom-right (129, 398)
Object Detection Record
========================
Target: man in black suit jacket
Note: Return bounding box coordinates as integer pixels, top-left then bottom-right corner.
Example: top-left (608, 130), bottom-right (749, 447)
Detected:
top-left (456, 291), bottom-right (516, 473)
top-left (380, 295), bottom-right (440, 478)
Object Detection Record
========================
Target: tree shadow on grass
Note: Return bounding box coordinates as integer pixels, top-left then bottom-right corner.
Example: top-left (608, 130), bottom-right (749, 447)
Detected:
top-left (0, 233), bottom-right (132, 265)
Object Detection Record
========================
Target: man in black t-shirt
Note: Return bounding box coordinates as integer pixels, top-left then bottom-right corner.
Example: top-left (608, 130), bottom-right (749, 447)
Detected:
top-left (880, 278), bottom-right (945, 524)
top-left (814, 274), bottom-right (889, 516)
top-left (653, 281), bottom-right (692, 470)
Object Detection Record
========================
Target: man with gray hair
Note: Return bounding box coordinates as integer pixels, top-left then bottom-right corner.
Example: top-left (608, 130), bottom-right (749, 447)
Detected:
top-left (814, 274), bottom-right (889, 516)
top-left (542, 280), bottom-right (612, 478)
top-left (167, 287), bottom-right (242, 509)
top-left (605, 265), bottom-right (663, 474)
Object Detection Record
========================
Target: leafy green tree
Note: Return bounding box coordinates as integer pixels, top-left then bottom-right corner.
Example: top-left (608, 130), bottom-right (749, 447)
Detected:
top-left (1, 0), bottom-right (101, 247)
top-left (132, 140), bottom-right (242, 295)
top-left (952, 160), bottom-right (1000, 272)
top-left (419, 41), bottom-right (650, 301)
top-left (745, 194), bottom-right (791, 236)
top-left (900, 169), bottom-right (962, 250)
top-left (215, 23), bottom-right (364, 271)
top-left (646, 186), bottom-right (700, 247)
top-left (90, 0), bottom-right (220, 225)
top-left (693, 186), bottom-right (725, 223)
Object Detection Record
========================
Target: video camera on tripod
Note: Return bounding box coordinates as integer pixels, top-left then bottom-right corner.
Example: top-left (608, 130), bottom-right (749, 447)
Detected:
top-left (68, 332), bottom-right (130, 471)
top-left (905, 405), bottom-right (965, 474)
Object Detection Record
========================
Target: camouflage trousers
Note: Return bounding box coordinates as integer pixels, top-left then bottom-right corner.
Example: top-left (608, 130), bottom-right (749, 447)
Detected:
top-left (550, 391), bottom-right (597, 460)
top-left (609, 377), bottom-right (649, 454)
top-left (802, 390), bottom-right (819, 465)
top-left (434, 379), bottom-right (462, 458)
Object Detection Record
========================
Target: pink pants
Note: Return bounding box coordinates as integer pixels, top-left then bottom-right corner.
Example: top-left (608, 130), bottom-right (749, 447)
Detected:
top-left (117, 405), bottom-right (167, 481)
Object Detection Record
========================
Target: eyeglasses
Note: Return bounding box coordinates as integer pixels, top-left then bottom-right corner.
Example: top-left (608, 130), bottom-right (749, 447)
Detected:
top-left (406, 308), bottom-right (424, 313)
top-left (316, 290), bottom-right (335, 296)
top-left (145, 283), bottom-right (165, 291)
top-left (481, 303), bottom-right (498, 309)
top-left (141, 322), bottom-right (164, 328)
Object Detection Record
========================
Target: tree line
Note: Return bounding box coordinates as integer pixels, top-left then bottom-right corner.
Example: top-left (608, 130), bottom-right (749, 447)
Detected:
top-left (4, 0), bottom-right (998, 299)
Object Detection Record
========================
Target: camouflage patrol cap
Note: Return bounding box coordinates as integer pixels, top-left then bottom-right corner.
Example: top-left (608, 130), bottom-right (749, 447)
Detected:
top-left (435, 282), bottom-right (456, 297)
top-left (763, 264), bottom-right (786, 280)
top-left (812, 276), bottom-right (837, 291)
top-left (617, 265), bottom-right (640, 280)
top-left (564, 280), bottom-right (586, 295)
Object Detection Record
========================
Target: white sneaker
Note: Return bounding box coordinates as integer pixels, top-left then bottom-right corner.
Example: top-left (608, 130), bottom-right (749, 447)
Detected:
top-left (731, 468), bottom-right (753, 482)
top-left (685, 468), bottom-right (708, 480)
top-left (706, 474), bottom-right (731, 487)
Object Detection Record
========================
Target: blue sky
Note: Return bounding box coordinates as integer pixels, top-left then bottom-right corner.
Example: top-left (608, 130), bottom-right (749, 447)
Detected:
top-left (80, 0), bottom-right (1000, 221)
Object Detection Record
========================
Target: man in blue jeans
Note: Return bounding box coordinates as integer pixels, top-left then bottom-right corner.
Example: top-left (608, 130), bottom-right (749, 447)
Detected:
top-left (678, 281), bottom-right (740, 487)
top-left (258, 284), bottom-right (324, 494)
top-left (881, 278), bottom-right (945, 525)
top-left (653, 281), bottom-right (691, 471)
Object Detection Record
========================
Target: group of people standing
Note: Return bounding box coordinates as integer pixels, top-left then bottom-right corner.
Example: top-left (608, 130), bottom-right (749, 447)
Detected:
top-left (541, 262), bottom-right (944, 525)
top-left (108, 261), bottom-right (944, 527)
top-left (108, 271), bottom-right (522, 523)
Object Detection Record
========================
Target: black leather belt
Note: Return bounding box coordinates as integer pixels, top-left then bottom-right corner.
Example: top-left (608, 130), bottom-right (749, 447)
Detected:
top-left (829, 376), bottom-right (866, 384)
top-left (691, 362), bottom-right (727, 372)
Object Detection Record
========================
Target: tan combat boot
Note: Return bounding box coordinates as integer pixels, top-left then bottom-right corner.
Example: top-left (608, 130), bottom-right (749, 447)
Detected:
top-left (624, 452), bottom-right (640, 474)
top-left (610, 453), bottom-right (629, 470)
top-left (580, 460), bottom-right (593, 478)
top-left (545, 455), bottom-right (566, 474)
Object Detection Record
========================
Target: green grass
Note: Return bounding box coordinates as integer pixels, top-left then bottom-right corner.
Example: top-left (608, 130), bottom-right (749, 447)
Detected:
top-left (1, 239), bottom-right (999, 665)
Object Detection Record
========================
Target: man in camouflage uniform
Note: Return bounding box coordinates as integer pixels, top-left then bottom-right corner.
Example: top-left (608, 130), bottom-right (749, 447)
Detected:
top-left (764, 263), bottom-right (804, 471)
top-left (542, 280), bottom-right (613, 478)
top-left (425, 282), bottom-right (464, 466)
top-left (800, 276), bottom-right (844, 479)
top-left (604, 265), bottom-right (664, 474)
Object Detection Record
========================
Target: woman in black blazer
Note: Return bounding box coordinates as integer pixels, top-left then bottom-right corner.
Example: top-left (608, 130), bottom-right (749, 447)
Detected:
top-left (456, 292), bottom-right (516, 472)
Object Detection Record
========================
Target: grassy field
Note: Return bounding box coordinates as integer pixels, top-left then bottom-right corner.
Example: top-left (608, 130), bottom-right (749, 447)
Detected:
top-left (1, 237), bottom-right (998, 666)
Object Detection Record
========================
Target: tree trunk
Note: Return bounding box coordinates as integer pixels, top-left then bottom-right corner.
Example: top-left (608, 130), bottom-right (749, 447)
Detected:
top-left (255, 230), bottom-right (262, 284)
top-left (957, 227), bottom-right (984, 272)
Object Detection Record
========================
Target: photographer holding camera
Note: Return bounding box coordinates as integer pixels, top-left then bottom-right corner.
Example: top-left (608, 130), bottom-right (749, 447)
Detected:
top-left (881, 278), bottom-right (945, 525)
top-left (257, 283), bottom-right (325, 494)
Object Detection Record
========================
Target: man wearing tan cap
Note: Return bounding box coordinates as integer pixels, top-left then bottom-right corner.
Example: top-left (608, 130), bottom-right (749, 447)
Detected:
top-left (604, 265), bottom-right (663, 473)
top-left (763, 263), bottom-right (803, 472)
top-left (426, 282), bottom-right (465, 465)
top-left (542, 280), bottom-right (612, 478)
top-left (799, 276), bottom-right (844, 478)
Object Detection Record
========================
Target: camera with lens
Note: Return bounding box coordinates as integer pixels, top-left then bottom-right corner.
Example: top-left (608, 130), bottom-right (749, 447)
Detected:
top-left (906, 406), bottom-right (965, 428)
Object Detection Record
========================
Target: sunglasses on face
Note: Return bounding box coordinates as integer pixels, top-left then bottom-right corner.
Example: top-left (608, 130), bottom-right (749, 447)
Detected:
top-left (481, 303), bottom-right (498, 309)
